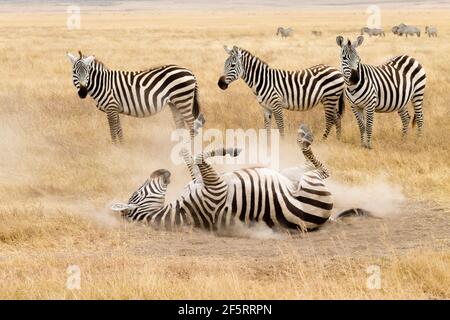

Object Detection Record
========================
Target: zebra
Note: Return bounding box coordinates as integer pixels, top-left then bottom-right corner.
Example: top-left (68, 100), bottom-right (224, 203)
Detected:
top-left (336, 35), bottom-right (426, 149)
top-left (394, 23), bottom-right (421, 37)
top-left (311, 30), bottom-right (322, 37)
top-left (111, 119), bottom-right (364, 232)
top-left (425, 26), bottom-right (437, 37)
top-left (276, 27), bottom-right (293, 38)
top-left (66, 51), bottom-right (200, 143)
top-left (360, 27), bottom-right (385, 37)
top-left (217, 46), bottom-right (345, 140)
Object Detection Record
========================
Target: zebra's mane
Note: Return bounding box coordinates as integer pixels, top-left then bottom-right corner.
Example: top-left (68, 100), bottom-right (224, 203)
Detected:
top-left (90, 56), bottom-right (173, 74)
top-left (238, 48), bottom-right (269, 67)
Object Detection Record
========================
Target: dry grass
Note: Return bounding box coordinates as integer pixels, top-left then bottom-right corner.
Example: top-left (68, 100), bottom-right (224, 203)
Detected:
top-left (0, 7), bottom-right (449, 299)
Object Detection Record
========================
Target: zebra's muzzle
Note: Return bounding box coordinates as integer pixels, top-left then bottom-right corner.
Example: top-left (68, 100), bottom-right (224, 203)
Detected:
top-left (78, 86), bottom-right (88, 99)
top-left (349, 69), bottom-right (359, 85)
top-left (217, 76), bottom-right (228, 90)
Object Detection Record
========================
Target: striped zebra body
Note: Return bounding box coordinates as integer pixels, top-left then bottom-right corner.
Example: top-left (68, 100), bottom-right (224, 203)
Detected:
top-left (336, 36), bottom-right (426, 149)
top-left (218, 46), bottom-right (345, 140)
top-left (67, 51), bottom-right (200, 143)
top-left (112, 122), bottom-right (333, 232)
top-left (361, 27), bottom-right (385, 37)
top-left (276, 27), bottom-right (293, 38)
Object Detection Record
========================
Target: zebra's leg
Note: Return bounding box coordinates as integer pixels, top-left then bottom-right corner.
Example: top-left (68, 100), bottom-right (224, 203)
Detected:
top-left (194, 148), bottom-right (241, 189)
top-left (321, 100), bottom-right (336, 141)
top-left (365, 104), bottom-right (376, 149)
top-left (169, 103), bottom-right (186, 130)
top-left (297, 124), bottom-right (329, 179)
top-left (351, 105), bottom-right (366, 147)
top-left (263, 109), bottom-right (272, 136)
top-left (106, 108), bottom-right (122, 144)
top-left (272, 104), bottom-right (285, 137)
top-left (398, 108), bottom-right (411, 140)
top-left (179, 148), bottom-right (200, 181)
top-left (411, 93), bottom-right (425, 137)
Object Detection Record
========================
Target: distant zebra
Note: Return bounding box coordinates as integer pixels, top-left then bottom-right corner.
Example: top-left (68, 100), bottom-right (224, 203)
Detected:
top-left (276, 27), bottom-right (293, 38)
top-left (360, 27), bottom-right (385, 37)
top-left (66, 51), bottom-right (200, 143)
top-left (217, 46), bottom-right (345, 140)
top-left (336, 36), bottom-right (426, 149)
top-left (393, 23), bottom-right (421, 37)
top-left (425, 26), bottom-right (437, 37)
top-left (311, 30), bottom-right (322, 36)
top-left (111, 120), bottom-right (363, 232)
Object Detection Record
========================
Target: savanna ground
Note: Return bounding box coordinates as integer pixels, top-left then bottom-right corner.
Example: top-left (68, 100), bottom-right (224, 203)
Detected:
top-left (0, 3), bottom-right (449, 299)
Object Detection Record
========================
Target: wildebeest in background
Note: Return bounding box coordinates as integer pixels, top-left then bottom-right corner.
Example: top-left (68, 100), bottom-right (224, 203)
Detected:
top-left (392, 23), bottom-right (421, 37)
top-left (361, 27), bottom-right (385, 37)
top-left (311, 30), bottom-right (322, 36)
top-left (276, 27), bottom-right (293, 38)
top-left (425, 26), bottom-right (438, 37)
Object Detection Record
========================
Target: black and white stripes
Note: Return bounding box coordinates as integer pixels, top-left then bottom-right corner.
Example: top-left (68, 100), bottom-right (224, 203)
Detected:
top-left (336, 36), bottom-right (426, 148)
top-left (218, 46), bottom-right (345, 140)
top-left (111, 123), bottom-right (334, 232)
top-left (67, 51), bottom-right (200, 143)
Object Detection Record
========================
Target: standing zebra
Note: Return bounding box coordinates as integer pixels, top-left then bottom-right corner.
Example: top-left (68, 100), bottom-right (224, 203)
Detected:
top-left (217, 46), bottom-right (345, 140)
top-left (276, 27), bottom-right (293, 38)
top-left (425, 26), bottom-right (438, 37)
top-left (336, 36), bottom-right (426, 149)
top-left (112, 120), bottom-right (354, 232)
top-left (360, 27), bottom-right (385, 37)
top-left (66, 51), bottom-right (200, 143)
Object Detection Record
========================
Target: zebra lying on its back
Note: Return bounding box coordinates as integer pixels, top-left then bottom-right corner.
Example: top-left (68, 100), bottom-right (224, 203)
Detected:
top-left (66, 51), bottom-right (200, 143)
top-left (336, 36), bottom-right (426, 149)
top-left (111, 116), bottom-right (366, 232)
top-left (217, 46), bottom-right (345, 140)
top-left (276, 27), bottom-right (293, 38)
top-left (360, 27), bottom-right (385, 37)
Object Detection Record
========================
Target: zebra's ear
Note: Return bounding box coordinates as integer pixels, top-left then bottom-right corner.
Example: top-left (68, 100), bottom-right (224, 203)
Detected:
top-left (66, 52), bottom-right (77, 65)
top-left (354, 36), bottom-right (364, 47)
top-left (336, 36), bottom-right (344, 47)
top-left (223, 45), bottom-right (232, 54)
top-left (83, 55), bottom-right (95, 65)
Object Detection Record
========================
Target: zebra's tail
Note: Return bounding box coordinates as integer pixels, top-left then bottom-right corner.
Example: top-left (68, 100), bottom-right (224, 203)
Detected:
top-left (338, 92), bottom-right (345, 116)
top-left (412, 113), bottom-right (416, 128)
top-left (192, 84), bottom-right (200, 119)
top-left (332, 208), bottom-right (372, 220)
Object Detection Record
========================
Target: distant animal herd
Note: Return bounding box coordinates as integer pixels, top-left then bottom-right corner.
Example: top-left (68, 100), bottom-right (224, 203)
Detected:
top-left (276, 23), bottom-right (438, 38)
top-left (65, 19), bottom-right (435, 234)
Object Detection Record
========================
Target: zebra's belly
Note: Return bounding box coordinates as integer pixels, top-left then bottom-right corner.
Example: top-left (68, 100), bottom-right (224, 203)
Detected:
top-left (118, 99), bottom-right (165, 117)
top-left (215, 168), bottom-right (332, 231)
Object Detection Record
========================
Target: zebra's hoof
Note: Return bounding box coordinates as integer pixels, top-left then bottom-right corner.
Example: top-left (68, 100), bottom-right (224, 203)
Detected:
top-left (298, 124), bottom-right (313, 147)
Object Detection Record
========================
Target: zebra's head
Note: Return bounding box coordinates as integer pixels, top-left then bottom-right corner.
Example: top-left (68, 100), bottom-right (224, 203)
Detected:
top-left (218, 45), bottom-right (243, 90)
top-left (67, 51), bottom-right (95, 99)
top-left (336, 35), bottom-right (363, 85)
top-left (110, 169), bottom-right (171, 219)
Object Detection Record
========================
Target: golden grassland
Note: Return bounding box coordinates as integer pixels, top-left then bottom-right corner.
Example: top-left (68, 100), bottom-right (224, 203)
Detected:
top-left (0, 8), bottom-right (449, 299)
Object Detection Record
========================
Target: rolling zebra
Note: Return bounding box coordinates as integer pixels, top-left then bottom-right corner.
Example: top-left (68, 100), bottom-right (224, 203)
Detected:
top-left (111, 118), bottom-right (362, 232)
top-left (360, 27), bottom-right (385, 37)
top-left (217, 46), bottom-right (345, 140)
top-left (66, 51), bottom-right (200, 143)
top-left (336, 36), bottom-right (426, 149)
top-left (276, 27), bottom-right (293, 38)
